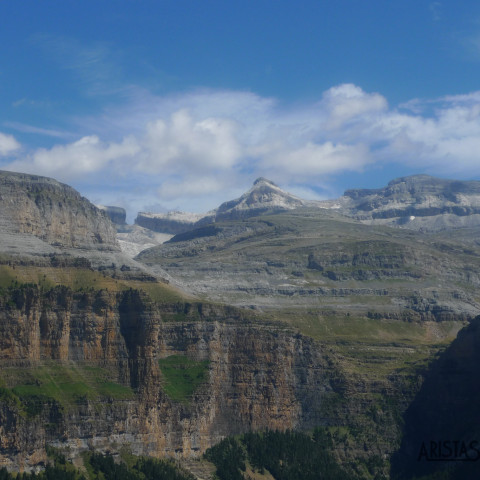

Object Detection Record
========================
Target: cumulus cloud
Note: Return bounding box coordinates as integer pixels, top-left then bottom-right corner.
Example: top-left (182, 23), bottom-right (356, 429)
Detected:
top-left (252, 141), bottom-right (371, 182)
top-left (0, 132), bottom-right (21, 156)
top-left (3, 83), bottom-right (480, 216)
top-left (319, 83), bottom-right (388, 130)
top-left (139, 110), bottom-right (241, 174)
top-left (7, 135), bottom-right (140, 179)
top-left (373, 93), bottom-right (480, 173)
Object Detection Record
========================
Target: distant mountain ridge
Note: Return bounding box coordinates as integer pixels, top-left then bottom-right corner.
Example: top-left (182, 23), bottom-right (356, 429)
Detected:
top-left (135, 177), bottom-right (306, 234)
top-left (0, 170), bottom-right (119, 251)
top-left (135, 174), bottom-right (480, 237)
top-left (336, 174), bottom-right (480, 231)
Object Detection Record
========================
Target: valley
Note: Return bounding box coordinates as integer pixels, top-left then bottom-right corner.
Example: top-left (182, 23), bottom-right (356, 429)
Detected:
top-left (0, 170), bottom-right (479, 479)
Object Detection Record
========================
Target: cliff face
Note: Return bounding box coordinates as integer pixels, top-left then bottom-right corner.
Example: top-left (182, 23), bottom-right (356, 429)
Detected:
top-left (97, 205), bottom-right (127, 226)
top-left (0, 286), bottom-right (345, 470)
top-left (135, 212), bottom-right (205, 235)
top-left (339, 175), bottom-right (480, 231)
top-left (0, 171), bottom-right (118, 250)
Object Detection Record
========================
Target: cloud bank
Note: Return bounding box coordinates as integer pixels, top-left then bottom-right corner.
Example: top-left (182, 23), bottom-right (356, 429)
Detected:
top-left (2, 84), bottom-right (480, 215)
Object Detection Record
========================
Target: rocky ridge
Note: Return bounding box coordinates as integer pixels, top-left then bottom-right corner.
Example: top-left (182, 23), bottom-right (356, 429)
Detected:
top-left (96, 205), bottom-right (127, 225)
top-left (0, 286), bottom-right (353, 470)
top-left (0, 170), bottom-right (168, 278)
top-left (134, 175), bottom-right (480, 240)
top-left (134, 178), bottom-right (306, 236)
top-left (324, 174), bottom-right (480, 231)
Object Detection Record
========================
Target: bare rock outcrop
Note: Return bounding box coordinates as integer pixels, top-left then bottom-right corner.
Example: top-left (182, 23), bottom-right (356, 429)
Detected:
top-left (0, 286), bottom-right (343, 469)
top-left (0, 171), bottom-right (119, 250)
top-left (335, 174), bottom-right (480, 231)
top-left (97, 205), bottom-right (127, 225)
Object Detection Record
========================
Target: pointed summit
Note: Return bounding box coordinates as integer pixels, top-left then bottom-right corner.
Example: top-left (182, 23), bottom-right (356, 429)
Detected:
top-left (253, 177), bottom-right (278, 187)
top-left (210, 178), bottom-right (305, 221)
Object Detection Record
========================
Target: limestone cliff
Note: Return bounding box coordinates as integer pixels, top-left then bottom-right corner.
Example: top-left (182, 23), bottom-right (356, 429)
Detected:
top-left (337, 174), bottom-right (480, 231)
top-left (97, 205), bottom-right (127, 225)
top-left (0, 171), bottom-right (118, 250)
top-left (0, 286), bottom-right (349, 470)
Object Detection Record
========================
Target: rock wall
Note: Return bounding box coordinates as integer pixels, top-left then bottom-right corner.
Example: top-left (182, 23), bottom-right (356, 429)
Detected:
top-left (135, 212), bottom-right (203, 235)
top-left (97, 205), bottom-right (127, 225)
top-left (0, 286), bottom-right (341, 470)
top-left (0, 171), bottom-right (118, 250)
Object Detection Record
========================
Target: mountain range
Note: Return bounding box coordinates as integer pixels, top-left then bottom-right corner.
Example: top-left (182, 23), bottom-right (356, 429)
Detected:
top-left (0, 169), bottom-right (479, 479)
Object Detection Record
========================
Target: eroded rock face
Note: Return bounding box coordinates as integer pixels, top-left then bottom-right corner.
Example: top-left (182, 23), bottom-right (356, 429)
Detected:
top-left (0, 171), bottom-right (118, 250)
top-left (135, 212), bottom-right (205, 235)
top-left (338, 175), bottom-right (480, 231)
top-left (0, 287), bottom-right (341, 470)
top-left (97, 205), bottom-right (127, 225)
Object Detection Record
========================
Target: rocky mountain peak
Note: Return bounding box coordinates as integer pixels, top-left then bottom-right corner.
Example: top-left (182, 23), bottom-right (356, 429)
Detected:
top-left (253, 177), bottom-right (277, 186)
top-left (215, 178), bottom-right (305, 216)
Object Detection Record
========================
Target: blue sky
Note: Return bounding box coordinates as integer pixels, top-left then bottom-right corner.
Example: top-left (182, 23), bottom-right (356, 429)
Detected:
top-left (1, 1), bottom-right (480, 220)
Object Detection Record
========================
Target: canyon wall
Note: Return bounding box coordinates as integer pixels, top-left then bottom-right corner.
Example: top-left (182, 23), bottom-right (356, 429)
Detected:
top-left (0, 286), bottom-right (343, 470)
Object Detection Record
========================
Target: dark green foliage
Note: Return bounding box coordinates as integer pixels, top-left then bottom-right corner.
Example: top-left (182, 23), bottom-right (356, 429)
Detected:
top-left (134, 457), bottom-right (195, 480)
top-left (88, 453), bottom-right (138, 480)
top-left (205, 429), bottom-right (354, 480)
top-left (204, 437), bottom-right (246, 480)
top-left (87, 452), bottom-right (195, 480)
top-left (0, 452), bottom-right (193, 480)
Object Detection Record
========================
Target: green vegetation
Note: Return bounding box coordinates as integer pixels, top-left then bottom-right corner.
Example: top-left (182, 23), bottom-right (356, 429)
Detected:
top-left (158, 355), bottom-right (210, 403)
top-left (0, 450), bottom-right (195, 480)
top-left (0, 264), bottom-right (186, 304)
top-left (204, 429), bottom-right (356, 480)
top-left (1, 363), bottom-right (134, 414)
top-left (85, 452), bottom-right (195, 480)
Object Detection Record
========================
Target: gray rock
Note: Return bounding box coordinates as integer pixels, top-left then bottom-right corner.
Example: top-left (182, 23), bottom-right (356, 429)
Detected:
top-left (97, 205), bottom-right (127, 225)
top-left (334, 174), bottom-right (480, 231)
top-left (0, 170), bottom-right (119, 250)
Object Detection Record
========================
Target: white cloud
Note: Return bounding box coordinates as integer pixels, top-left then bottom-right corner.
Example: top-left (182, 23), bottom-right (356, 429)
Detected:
top-left (319, 84), bottom-right (388, 130)
top-left (0, 132), bottom-right (21, 156)
top-left (157, 176), bottom-right (227, 199)
top-left (4, 84), bottom-right (480, 217)
top-left (372, 92), bottom-right (480, 173)
top-left (7, 135), bottom-right (140, 179)
top-left (253, 141), bottom-right (371, 182)
top-left (139, 110), bottom-right (241, 174)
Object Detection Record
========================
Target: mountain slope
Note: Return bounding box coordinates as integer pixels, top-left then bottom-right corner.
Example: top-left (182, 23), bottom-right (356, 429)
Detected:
top-left (136, 208), bottom-right (480, 321)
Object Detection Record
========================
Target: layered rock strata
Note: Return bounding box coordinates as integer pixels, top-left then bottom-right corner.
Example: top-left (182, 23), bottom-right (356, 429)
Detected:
top-left (0, 171), bottom-right (118, 250)
top-left (0, 286), bottom-right (343, 470)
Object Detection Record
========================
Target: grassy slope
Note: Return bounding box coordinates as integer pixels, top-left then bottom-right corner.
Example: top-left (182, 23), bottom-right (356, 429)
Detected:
top-left (158, 355), bottom-right (210, 403)
top-left (0, 263), bottom-right (186, 303)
